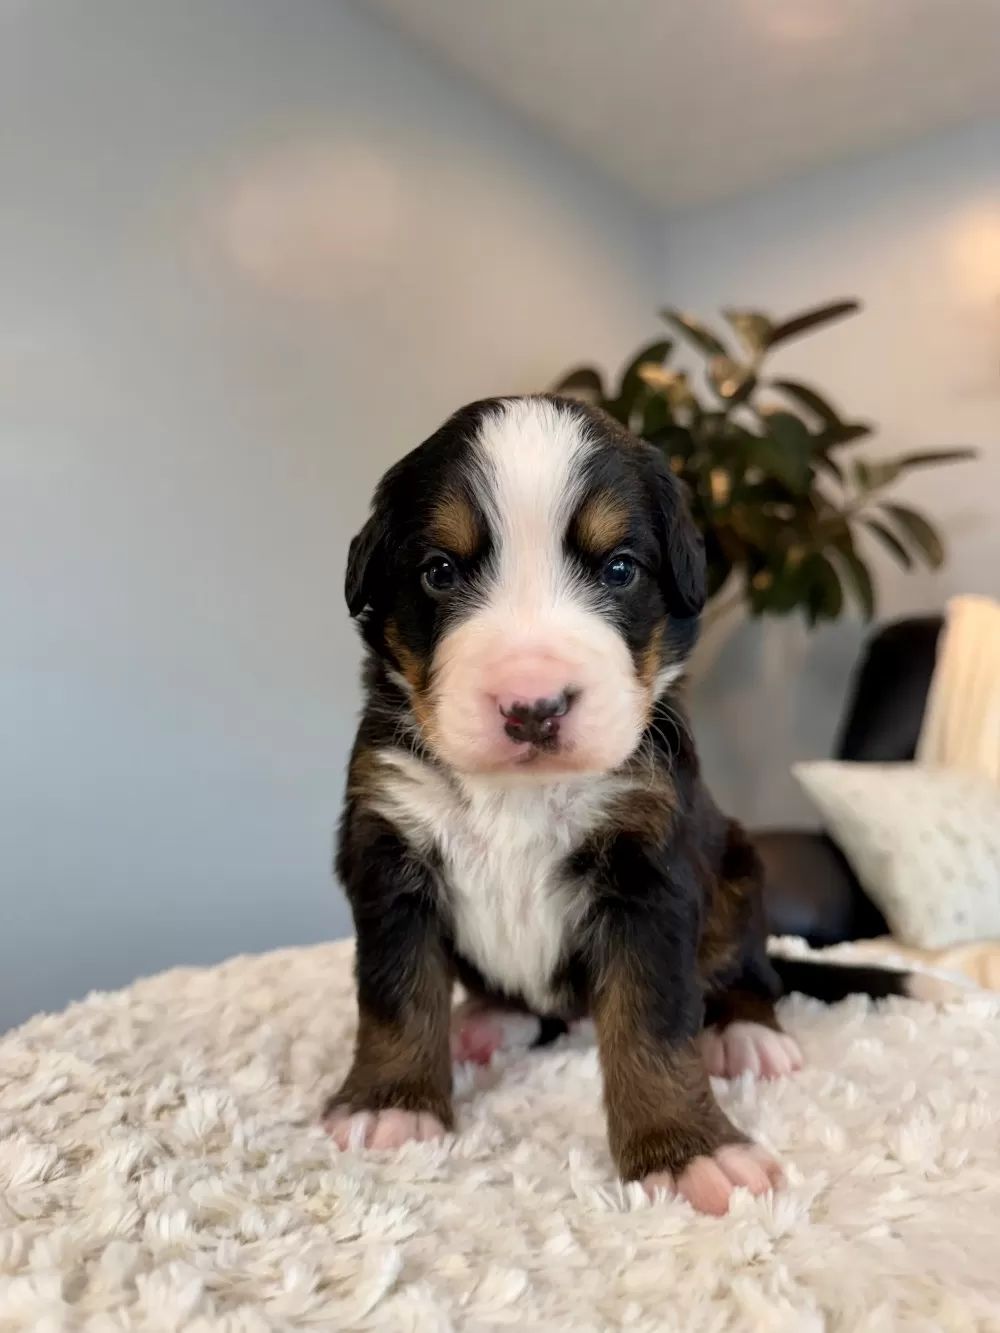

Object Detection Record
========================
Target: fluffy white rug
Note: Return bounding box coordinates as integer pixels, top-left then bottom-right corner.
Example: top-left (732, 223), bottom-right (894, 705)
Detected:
top-left (2, 940), bottom-right (999, 1332)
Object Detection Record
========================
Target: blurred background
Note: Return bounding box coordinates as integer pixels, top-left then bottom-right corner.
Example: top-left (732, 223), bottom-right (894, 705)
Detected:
top-left (3, 0), bottom-right (999, 1029)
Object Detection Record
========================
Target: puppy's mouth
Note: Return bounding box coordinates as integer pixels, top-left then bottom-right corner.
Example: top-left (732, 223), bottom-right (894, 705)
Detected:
top-left (511, 740), bottom-right (561, 766)
top-left (474, 736), bottom-right (599, 781)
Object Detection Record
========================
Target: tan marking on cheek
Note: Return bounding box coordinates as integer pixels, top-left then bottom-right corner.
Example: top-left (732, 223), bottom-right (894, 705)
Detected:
top-left (385, 619), bottom-right (428, 692)
top-left (639, 622), bottom-right (665, 687)
top-left (431, 492), bottom-right (480, 559)
top-left (575, 491), bottom-right (630, 555)
top-left (385, 619), bottom-right (442, 751)
top-left (637, 621), bottom-right (666, 721)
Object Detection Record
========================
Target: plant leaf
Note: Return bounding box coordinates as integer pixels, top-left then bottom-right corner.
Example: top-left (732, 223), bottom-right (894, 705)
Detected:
top-left (862, 516), bottom-right (913, 569)
top-left (831, 535), bottom-right (876, 619)
top-left (637, 363), bottom-right (674, 392)
top-left (723, 309), bottom-right (773, 355)
top-left (706, 551), bottom-right (733, 599)
top-left (707, 355), bottom-right (755, 402)
top-left (752, 412), bottom-right (813, 492)
top-left (606, 338), bottom-right (673, 424)
top-left (767, 299), bottom-right (861, 348)
top-left (880, 503), bottom-right (946, 569)
top-left (728, 504), bottom-right (784, 549)
top-left (855, 447), bottom-right (975, 492)
top-left (802, 552), bottom-right (844, 624)
top-left (756, 559), bottom-right (805, 616)
top-left (642, 367), bottom-right (696, 413)
top-left (826, 421), bottom-right (873, 447)
top-left (552, 365), bottom-right (606, 401)
top-left (654, 424), bottom-right (696, 462)
top-left (642, 392), bottom-right (672, 436)
top-left (616, 338), bottom-right (672, 397)
top-left (659, 307), bottom-right (729, 358)
top-left (856, 458), bottom-right (902, 490)
top-left (816, 453), bottom-right (845, 484)
top-left (894, 447), bottom-right (978, 471)
top-left (770, 379), bottom-right (843, 426)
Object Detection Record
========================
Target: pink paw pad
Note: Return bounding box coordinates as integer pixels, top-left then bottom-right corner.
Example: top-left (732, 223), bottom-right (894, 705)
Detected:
top-left (324, 1107), bottom-right (446, 1151)
top-left (644, 1143), bottom-right (784, 1216)
top-left (700, 1022), bottom-right (803, 1080)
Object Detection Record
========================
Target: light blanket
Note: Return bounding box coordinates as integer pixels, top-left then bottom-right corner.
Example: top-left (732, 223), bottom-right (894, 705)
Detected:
top-left (917, 593), bottom-right (1000, 786)
top-left (1, 938), bottom-right (997, 1330)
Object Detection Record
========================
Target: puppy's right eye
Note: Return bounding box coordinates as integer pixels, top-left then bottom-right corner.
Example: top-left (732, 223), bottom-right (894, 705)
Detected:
top-left (421, 556), bottom-right (459, 595)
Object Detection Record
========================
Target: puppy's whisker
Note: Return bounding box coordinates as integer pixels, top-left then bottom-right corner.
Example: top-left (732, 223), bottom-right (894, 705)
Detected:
top-left (636, 734), bottom-right (658, 795)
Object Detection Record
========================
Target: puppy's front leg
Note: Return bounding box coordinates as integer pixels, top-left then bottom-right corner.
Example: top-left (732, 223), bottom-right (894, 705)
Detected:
top-left (325, 827), bottom-right (453, 1150)
top-left (589, 840), bottom-right (783, 1215)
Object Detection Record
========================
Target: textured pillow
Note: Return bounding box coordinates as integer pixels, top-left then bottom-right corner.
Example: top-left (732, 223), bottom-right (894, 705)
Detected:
top-left (792, 761), bottom-right (1000, 949)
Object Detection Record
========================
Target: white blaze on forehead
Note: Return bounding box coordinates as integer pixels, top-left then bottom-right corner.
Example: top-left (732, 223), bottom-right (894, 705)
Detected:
top-left (428, 397), bottom-right (647, 777)
top-left (473, 399), bottom-right (594, 616)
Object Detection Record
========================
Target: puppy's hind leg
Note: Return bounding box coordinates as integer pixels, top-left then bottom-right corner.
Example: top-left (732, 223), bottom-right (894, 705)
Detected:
top-left (700, 985), bottom-right (803, 1081)
top-left (450, 971), bottom-right (567, 1066)
top-left (699, 819), bottom-right (803, 1082)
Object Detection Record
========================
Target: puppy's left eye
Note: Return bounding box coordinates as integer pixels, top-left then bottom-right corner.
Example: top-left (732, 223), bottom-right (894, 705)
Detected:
top-left (601, 554), bottom-right (637, 589)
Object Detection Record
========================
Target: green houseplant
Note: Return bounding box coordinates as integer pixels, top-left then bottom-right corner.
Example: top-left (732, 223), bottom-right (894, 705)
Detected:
top-left (551, 300), bottom-right (975, 624)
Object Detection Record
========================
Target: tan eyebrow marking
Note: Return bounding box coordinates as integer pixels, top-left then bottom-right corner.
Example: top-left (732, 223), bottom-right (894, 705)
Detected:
top-left (430, 491), bottom-right (481, 559)
top-left (574, 489), bottom-right (630, 555)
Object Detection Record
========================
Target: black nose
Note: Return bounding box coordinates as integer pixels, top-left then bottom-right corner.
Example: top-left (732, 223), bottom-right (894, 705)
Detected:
top-left (499, 691), bottom-right (573, 745)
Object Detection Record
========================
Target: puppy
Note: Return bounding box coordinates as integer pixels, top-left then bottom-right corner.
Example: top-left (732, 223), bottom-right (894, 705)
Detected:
top-left (325, 395), bottom-right (927, 1215)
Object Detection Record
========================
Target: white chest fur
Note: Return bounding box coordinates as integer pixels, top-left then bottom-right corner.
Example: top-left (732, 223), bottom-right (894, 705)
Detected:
top-left (371, 751), bottom-right (620, 1012)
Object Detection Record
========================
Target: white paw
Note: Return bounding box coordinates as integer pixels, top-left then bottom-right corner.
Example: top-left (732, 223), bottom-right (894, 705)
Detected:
top-left (644, 1143), bottom-right (784, 1216)
top-left (450, 999), bottom-right (541, 1065)
top-left (700, 1022), bottom-right (803, 1080)
top-left (324, 1107), bottom-right (446, 1151)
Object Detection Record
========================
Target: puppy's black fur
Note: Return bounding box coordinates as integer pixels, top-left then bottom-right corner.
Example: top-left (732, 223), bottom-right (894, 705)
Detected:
top-left (328, 395), bottom-right (922, 1192)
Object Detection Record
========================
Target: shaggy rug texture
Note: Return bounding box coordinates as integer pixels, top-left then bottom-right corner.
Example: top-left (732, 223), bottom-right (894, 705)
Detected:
top-left (1, 940), bottom-right (999, 1332)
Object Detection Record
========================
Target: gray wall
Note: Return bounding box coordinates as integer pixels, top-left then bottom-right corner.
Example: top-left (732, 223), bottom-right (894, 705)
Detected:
top-left (0, 0), bottom-right (663, 1028)
top-left (667, 120), bottom-right (1000, 827)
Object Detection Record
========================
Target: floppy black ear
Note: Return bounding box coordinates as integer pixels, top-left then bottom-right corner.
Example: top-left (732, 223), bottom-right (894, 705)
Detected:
top-left (344, 508), bottom-right (388, 619)
top-left (646, 449), bottom-right (706, 619)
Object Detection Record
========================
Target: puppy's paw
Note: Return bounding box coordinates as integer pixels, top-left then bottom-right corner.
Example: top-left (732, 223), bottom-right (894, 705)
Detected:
top-left (450, 1000), bottom-right (541, 1066)
top-left (644, 1143), bottom-right (784, 1216)
top-left (700, 1022), bottom-right (803, 1080)
top-left (324, 1107), bottom-right (446, 1151)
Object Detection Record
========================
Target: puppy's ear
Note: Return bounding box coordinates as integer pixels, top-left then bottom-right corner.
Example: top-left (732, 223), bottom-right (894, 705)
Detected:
top-left (345, 506), bottom-right (388, 619)
top-left (646, 447), bottom-right (706, 619)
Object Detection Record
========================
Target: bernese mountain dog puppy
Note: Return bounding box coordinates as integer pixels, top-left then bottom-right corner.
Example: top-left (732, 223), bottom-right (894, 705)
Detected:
top-left (324, 394), bottom-right (933, 1215)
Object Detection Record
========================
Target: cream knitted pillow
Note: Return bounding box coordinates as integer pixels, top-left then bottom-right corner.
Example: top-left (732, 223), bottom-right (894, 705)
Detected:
top-left (793, 761), bottom-right (1000, 949)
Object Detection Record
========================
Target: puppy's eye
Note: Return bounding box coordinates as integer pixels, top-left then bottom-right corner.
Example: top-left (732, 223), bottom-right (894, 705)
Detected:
top-left (421, 555), bottom-right (459, 595)
top-left (601, 554), bottom-right (637, 589)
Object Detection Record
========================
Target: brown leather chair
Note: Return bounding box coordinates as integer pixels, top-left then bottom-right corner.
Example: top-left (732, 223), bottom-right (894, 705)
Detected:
top-left (754, 615), bottom-right (944, 946)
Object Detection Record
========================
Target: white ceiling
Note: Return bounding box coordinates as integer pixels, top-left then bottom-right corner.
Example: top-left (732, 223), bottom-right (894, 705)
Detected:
top-left (356, 0), bottom-right (1000, 213)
